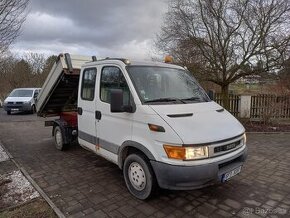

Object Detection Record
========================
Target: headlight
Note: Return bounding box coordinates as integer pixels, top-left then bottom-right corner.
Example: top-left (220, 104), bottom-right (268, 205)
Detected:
top-left (185, 146), bottom-right (209, 160)
top-left (23, 101), bottom-right (30, 104)
top-left (163, 145), bottom-right (209, 160)
top-left (242, 133), bottom-right (247, 145)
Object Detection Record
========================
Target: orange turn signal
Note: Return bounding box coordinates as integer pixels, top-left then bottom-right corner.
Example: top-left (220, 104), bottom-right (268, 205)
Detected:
top-left (148, 124), bottom-right (165, 132)
top-left (163, 145), bottom-right (185, 160)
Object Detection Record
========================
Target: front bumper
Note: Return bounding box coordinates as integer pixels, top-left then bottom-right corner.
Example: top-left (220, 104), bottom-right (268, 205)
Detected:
top-left (150, 146), bottom-right (247, 190)
top-left (4, 104), bottom-right (32, 112)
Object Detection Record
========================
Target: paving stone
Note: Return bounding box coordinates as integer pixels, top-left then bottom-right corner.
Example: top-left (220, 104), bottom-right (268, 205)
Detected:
top-left (67, 200), bottom-right (79, 207)
top-left (118, 205), bottom-right (139, 217)
top-left (82, 208), bottom-right (94, 215)
top-left (274, 207), bottom-right (288, 215)
top-left (216, 209), bottom-right (233, 217)
top-left (224, 199), bottom-right (242, 210)
top-left (266, 200), bottom-right (278, 207)
top-left (86, 210), bottom-right (108, 218)
top-left (218, 204), bottom-right (231, 211)
top-left (196, 203), bottom-right (217, 216)
top-left (136, 204), bottom-right (157, 216)
top-left (152, 211), bottom-right (166, 218)
top-left (268, 193), bottom-right (284, 201)
top-left (245, 200), bottom-right (262, 207)
top-left (68, 211), bottom-right (85, 218)
top-left (66, 203), bottom-right (84, 214)
top-left (107, 210), bottom-right (125, 218)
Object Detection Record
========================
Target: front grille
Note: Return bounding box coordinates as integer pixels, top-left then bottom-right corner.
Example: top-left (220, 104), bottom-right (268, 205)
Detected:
top-left (214, 140), bottom-right (241, 153)
top-left (7, 106), bottom-right (22, 109)
top-left (7, 102), bottom-right (23, 105)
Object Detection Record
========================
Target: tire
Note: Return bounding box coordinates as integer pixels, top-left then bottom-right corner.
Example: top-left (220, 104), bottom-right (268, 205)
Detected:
top-left (7, 111), bottom-right (11, 115)
top-left (30, 105), bottom-right (36, 114)
top-left (54, 126), bottom-right (68, 151)
top-left (123, 153), bottom-right (157, 200)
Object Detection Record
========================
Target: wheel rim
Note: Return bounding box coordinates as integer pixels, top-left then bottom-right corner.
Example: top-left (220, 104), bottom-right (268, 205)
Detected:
top-left (128, 162), bottom-right (146, 191)
top-left (55, 130), bottom-right (63, 148)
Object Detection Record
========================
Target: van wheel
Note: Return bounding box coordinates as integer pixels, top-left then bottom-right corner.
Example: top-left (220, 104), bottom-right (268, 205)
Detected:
top-left (123, 153), bottom-right (157, 200)
top-left (7, 111), bottom-right (11, 115)
top-left (30, 105), bottom-right (36, 114)
top-left (54, 126), bottom-right (67, 151)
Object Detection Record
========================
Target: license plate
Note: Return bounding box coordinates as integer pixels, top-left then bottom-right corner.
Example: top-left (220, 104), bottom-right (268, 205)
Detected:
top-left (222, 166), bottom-right (242, 182)
top-left (11, 108), bottom-right (19, 111)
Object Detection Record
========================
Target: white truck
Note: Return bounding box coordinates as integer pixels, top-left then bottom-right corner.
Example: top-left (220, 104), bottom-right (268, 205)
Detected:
top-left (37, 53), bottom-right (247, 200)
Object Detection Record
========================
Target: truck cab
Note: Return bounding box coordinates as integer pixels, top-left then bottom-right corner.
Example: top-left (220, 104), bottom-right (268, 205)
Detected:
top-left (77, 58), bottom-right (247, 199)
top-left (37, 54), bottom-right (247, 200)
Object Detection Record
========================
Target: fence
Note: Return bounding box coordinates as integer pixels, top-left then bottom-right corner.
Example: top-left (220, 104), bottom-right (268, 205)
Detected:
top-left (213, 93), bottom-right (240, 117)
top-left (250, 95), bottom-right (290, 119)
top-left (213, 93), bottom-right (290, 120)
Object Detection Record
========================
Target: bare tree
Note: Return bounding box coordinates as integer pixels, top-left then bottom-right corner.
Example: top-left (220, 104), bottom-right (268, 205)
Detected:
top-left (0, 53), bottom-right (57, 100)
top-left (0, 0), bottom-right (30, 55)
top-left (23, 52), bottom-right (46, 74)
top-left (156, 0), bottom-right (290, 108)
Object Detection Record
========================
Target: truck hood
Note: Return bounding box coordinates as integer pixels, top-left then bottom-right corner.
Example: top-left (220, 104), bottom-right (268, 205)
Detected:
top-left (5, 97), bottom-right (32, 102)
top-left (149, 101), bottom-right (245, 144)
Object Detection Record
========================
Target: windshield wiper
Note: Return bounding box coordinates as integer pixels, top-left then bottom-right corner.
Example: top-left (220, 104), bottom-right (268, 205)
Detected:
top-left (144, 97), bottom-right (186, 104)
top-left (181, 97), bottom-right (201, 101)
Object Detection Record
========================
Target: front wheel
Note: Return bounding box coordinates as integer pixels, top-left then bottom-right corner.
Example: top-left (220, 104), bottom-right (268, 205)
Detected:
top-left (123, 153), bottom-right (157, 200)
top-left (54, 126), bottom-right (68, 151)
top-left (7, 111), bottom-right (11, 115)
top-left (30, 105), bottom-right (36, 114)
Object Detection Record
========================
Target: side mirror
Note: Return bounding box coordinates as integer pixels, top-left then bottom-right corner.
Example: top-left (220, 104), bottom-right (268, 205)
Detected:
top-left (207, 90), bottom-right (214, 100)
top-left (110, 89), bottom-right (133, 113)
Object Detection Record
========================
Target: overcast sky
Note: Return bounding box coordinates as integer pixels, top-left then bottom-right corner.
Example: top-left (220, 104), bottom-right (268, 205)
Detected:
top-left (11, 0), bottom-right (168, 60)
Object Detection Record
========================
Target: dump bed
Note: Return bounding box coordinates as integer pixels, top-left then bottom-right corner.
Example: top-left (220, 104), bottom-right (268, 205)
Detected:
top-left (37, 53), bottom-right (94, 117)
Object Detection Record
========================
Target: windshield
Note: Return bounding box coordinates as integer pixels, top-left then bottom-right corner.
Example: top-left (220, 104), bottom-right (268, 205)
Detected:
top-left (9, 89), bottom-right (33, 97)
top-left (127, 66), bottom-right (210, 104)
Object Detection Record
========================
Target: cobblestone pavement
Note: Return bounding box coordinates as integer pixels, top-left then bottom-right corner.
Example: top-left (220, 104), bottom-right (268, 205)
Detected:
top-left (0, 109), bottom-right (290, 218)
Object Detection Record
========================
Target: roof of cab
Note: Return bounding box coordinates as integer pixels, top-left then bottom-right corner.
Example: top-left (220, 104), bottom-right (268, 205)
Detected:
top-left (82, 58), bottom-right (184, 70)
top-left (12, 88), bottom-right (41, 90)
top-left (16, 88), bottom-right (41, 90)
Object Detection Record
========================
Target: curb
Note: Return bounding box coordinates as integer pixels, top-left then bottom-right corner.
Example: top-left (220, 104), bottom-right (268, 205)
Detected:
top-left (0, 141), bottom-right (65, 218)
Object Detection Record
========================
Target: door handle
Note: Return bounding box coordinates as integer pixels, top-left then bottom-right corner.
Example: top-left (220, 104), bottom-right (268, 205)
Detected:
top-left (77, 107), bottom-right (83, 115)
top-left (95, 110), bottom-right (102, 120)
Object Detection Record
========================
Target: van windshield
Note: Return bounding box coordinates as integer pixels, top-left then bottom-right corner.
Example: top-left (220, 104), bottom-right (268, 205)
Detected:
top-left (127, 66), bottom-right (210, 104)
top-left (9, 89), bottom-right (33, 97)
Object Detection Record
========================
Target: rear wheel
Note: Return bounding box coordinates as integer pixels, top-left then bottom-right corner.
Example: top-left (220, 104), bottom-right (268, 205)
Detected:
top-left (54, 126), bottom-right (68, 151)
top-left (123, 153), bottom-right (157, 200)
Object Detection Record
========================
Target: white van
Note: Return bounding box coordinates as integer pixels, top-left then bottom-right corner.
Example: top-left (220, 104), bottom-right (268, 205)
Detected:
top-left (3, 88), bottom-right (41, 115)
top-left (38, 54), bottom-right (247, 200)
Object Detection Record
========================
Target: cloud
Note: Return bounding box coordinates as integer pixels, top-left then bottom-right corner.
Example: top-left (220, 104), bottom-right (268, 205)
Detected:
top-left (12, 0), bottom-right (168, 59)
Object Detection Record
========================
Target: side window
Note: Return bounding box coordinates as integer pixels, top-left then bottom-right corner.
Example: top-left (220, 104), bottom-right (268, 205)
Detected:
top-left (100, 66), bottom-right (130, 104)
top-left (81, 68), bottom-right (97, 101)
